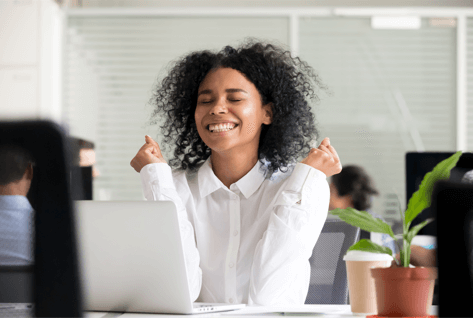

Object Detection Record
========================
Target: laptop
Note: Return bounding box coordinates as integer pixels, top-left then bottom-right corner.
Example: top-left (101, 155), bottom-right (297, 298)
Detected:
top-left (74, 200), bottom-right (246, 314)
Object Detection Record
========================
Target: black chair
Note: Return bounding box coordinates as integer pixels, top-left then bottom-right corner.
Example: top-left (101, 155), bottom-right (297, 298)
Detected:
top-left (433, 181), bottom-right (473, 318)
top-left (305, 219), bottom-right (360, 304)
top-left (0, 121), bottom-right (83, 317)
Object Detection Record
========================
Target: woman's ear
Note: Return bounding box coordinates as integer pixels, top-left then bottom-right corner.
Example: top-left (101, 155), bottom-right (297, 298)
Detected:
top-left (262, 103), bottom-right (273, 125)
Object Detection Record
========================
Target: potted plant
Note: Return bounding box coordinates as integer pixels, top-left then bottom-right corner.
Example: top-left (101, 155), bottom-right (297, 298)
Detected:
top-left (330, 151), bottom-right (462, 317)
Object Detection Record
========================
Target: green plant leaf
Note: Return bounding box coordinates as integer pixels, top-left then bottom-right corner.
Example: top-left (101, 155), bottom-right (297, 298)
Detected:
top-left (330, 207), bottom-right (395, 238)
top-left (404, 151), bottom-right (462, 226)
top-left (404, 218), bottom-right (435, 245)
top-left (347, 239), bottom-right (394, 257)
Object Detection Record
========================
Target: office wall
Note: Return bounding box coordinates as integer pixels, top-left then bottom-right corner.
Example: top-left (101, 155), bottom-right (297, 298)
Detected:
top-left (0, 0), bottom-right (62, 122)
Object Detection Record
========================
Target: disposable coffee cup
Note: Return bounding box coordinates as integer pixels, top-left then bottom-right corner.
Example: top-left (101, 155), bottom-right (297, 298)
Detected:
top-left (343, 251), bottom-right (393, 315)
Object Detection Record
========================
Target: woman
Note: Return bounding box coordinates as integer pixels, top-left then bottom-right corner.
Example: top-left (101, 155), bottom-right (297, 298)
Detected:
top-left (130, 41), bottom-right (342, 305)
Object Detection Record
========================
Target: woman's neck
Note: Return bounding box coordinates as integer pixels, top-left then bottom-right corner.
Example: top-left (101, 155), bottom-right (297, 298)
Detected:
top-left (211, 150), bottom-right (259, 189)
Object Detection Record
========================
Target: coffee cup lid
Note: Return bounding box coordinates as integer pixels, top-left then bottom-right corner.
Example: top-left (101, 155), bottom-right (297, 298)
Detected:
top-left (343, 250), bottom-right (393, 261)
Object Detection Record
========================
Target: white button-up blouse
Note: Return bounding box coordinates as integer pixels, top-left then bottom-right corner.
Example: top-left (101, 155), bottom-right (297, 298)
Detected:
top-left (140, 157), bottom-right (329, 306)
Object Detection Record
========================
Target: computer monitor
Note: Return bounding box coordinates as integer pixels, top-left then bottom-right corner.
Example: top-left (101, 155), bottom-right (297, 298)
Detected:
top-left (433, 181), bottom-right (473, 317)
top-left (405, 152), bottom-right (473, 235)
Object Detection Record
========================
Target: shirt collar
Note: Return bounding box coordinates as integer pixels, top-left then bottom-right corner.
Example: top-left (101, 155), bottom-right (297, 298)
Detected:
top-left (0, 195), bottom-right (33, 212)
top-left (234, 160), bottom-right (265, 199)
top-left (198, 156), bottom-right (266, 199)
top-left (198, 157), bottom-right (225, 198)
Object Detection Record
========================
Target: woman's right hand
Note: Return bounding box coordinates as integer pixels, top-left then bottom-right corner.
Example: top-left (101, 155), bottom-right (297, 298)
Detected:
top-left (130, 135), bottom-right (167, 173)
top-left (300, 137), bottom-right (342, 178)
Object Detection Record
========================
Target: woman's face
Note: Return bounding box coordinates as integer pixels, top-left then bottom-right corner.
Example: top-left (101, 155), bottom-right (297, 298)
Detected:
top-left (194, 67), bottom-right (272, 154)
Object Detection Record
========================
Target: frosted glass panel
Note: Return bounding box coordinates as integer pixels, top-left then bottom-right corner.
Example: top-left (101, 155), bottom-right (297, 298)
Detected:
top-left (64, 16), bottom-right (289, 200)
top-left (299, 17), bottom-right (456, 221)
top-left (468, 18), bottom-right (473, 152)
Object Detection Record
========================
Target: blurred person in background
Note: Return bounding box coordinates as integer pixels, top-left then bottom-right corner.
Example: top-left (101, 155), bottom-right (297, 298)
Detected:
top-left (70, 137), bottom-right (99, 200)
top-left (71, 137), bottom-right (99, 178)
top-left (0, 145), bottom-right (34, 265)
top-left (329, 165), bottom-right (398, 254)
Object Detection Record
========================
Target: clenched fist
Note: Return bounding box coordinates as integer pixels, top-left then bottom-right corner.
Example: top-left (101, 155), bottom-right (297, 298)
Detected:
top-left (130, 135), bottom-right (167, 173)
top-left (301, 137), bottom-right (342, 178)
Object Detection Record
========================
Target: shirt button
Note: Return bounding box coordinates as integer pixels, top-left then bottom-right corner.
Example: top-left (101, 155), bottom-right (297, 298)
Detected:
top-left (229, 298), bottom-right (234, 303)
top-left (233, 230), bottom-right (239, 236)
top-left (229, 262), bottom-right (234, 268)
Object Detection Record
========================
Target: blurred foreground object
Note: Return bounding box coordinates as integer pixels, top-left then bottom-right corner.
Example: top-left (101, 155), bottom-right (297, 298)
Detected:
top-left (0, 121), bottom-right (83, 317)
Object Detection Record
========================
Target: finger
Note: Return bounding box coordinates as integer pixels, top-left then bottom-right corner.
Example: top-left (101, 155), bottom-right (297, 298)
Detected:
top-left (319, 137), bottom-right (330, 147)
top-left (145, 135), bottom-right (162, 153)
top-left (317, 144), bottom-right (332, 157)
top-left (145, 135), bottom-right (159, 146)
top-left (327, 144), bottom-right (340, 162)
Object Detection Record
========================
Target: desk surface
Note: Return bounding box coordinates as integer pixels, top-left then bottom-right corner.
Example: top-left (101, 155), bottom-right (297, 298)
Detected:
top-left (85, 305), bottom-right (439, 318)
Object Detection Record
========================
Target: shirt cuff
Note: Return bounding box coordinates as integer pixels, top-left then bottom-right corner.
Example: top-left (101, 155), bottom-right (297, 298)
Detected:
top-left (275, 163), bottom-right (328, 207)
top-left (140, 163), bottom-right (176, 200)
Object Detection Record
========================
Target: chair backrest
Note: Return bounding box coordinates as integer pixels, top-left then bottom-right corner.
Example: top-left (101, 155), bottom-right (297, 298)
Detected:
top-left (433, 180), bottom-right (473, 318)
top-left (305, 219), bottom-right (360, 304)
top-left (0, 120), bottom-right (83, 317)
top-left (0, 266), bottom-right (33, 303)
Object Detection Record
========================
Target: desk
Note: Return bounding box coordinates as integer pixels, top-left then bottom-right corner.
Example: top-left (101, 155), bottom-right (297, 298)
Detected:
top-left (85, 305), bottom-right (439, 318)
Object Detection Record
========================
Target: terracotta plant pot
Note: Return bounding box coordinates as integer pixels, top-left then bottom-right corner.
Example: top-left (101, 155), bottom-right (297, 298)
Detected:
top-left (371, 266), bottom-right (437, 317)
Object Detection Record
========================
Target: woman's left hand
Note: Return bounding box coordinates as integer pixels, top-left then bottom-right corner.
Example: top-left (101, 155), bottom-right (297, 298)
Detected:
top-left (301, 137), bottom-right (342, 178)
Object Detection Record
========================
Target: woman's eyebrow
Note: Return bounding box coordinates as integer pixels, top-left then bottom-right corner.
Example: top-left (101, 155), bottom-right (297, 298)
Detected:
top-left (197, 89), bottom-right (212, 96)
top-left (226, 88), bottom-right (248, 94)
top-left (198, 88), bottom-right (248, 96)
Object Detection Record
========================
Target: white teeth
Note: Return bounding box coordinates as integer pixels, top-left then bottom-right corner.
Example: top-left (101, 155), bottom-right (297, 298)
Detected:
top-left (209, 123), bottom-right (236, 133)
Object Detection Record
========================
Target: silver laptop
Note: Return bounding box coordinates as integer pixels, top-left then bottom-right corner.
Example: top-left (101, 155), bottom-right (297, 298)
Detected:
top-left (74, 200), bottom-right (246, 314)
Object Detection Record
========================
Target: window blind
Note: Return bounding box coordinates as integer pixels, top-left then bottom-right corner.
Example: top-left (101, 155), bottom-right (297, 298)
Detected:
top-left (63, 16), bottom-right (289, 200)
top-left (299, 17), bottom-right (457, 222)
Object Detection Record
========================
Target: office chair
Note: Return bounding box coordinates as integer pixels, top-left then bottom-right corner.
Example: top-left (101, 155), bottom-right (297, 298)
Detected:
top-left (0, 121), bottom-right (83, 317)
top-left (433, 181), bottom-right (473, 318)
top-left (305, 219), bottom-right (360, 304)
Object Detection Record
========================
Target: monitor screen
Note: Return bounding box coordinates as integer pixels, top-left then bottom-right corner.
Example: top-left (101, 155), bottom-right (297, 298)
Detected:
top-left (405, 152), bottom-right (473, 236)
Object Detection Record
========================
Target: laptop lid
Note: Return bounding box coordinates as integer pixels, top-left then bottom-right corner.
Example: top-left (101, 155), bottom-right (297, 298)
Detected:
top-left (75, 200), bottom-right (196, 314)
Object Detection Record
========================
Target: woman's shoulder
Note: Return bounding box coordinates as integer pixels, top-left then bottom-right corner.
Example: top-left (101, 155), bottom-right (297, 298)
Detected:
top-left (263, 161), bottom-right (297, 184)
top-left (170, 161), bottom-right (205, 184)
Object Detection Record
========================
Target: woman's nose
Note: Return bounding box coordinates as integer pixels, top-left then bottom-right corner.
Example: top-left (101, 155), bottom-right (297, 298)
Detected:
top-left (209, 98), bottom-right (228, 115)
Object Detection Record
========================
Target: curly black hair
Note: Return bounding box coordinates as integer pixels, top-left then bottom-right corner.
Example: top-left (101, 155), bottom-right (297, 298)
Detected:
top-left (150, 39), bottom-right (327, 177)
top-left (331, 165), bottom-right (379, 211)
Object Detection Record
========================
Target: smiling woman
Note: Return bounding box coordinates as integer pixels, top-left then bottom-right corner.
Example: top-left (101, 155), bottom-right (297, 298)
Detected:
top-left (130, 40), bottom-right (342, 305)
top-left (148, 41), bottom-right (329, 177)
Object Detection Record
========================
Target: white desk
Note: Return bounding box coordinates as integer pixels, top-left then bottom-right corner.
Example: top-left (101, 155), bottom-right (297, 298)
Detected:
top-left (85, 305), bottom-right (438, 318)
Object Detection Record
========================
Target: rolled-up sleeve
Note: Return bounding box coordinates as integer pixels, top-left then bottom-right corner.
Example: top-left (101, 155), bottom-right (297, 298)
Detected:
top-left (248, 163), bottom-right (329, 305)
top-left (140, 163), bottom-right (202, 301)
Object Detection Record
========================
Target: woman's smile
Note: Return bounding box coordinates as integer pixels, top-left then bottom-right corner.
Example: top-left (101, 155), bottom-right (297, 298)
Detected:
top-left (207, 122), bottom-right (239, 133)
